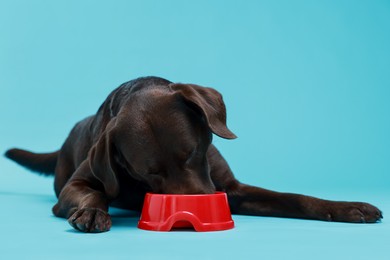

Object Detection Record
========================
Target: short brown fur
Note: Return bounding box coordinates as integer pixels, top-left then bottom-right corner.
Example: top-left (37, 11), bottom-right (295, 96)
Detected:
top-left (5, 76), bottom-right (382, 232)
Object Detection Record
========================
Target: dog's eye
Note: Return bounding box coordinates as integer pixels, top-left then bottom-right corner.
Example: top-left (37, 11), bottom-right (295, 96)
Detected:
top-left (147, 169), bottom-right (165, 178)
top-left (147, 166), bottom-right (160, 176)
top-left (184, 149), bottom-right (197, 164)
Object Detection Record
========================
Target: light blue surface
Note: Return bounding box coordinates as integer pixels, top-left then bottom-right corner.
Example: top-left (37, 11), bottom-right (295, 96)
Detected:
top-left (1, 1), bottom-right (389, 259)
top-left (0, 186), bottom-right (389, 260)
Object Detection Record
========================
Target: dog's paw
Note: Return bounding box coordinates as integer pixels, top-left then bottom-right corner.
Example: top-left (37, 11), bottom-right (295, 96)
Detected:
top-left (68, 208), bottom-right (112, 233)
top-left (324, 202), bottom-right (383, 223)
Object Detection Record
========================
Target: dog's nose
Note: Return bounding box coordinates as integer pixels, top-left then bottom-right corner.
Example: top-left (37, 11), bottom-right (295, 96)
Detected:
top-left (160, 169), bottom-right (216, 195)
top-left (161, 184), bottom-right (216, 195)
top-left (185, 188), bottom-right (216, 195)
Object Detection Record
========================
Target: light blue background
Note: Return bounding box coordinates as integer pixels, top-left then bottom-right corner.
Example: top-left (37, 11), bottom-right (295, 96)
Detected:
top-left (1, 1), bottom-right (389, 259)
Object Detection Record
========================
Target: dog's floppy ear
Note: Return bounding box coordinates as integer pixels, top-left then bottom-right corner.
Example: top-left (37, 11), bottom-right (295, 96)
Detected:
top-left (88, 119), bottom-right (120, 199)
top-left (170, 83), bottom-right (237, 139)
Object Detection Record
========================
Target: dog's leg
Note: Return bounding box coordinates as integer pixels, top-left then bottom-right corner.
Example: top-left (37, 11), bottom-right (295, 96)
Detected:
top-left (52, 160), bottom-right (112, 232)
top-left (53, 150), bottom-right (75, 198)
top-left (208, 145), bottom-right (383, 223)
top-left (227, 184), bottom-right (382, 223)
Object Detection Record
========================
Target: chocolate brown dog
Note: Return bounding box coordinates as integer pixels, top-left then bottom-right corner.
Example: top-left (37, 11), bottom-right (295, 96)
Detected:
top-left (5, 76), bottom-right (382, 232)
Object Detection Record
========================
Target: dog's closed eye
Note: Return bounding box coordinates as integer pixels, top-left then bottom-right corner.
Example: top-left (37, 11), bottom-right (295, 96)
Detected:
top-left (184, 148), bottom-right (199, 165)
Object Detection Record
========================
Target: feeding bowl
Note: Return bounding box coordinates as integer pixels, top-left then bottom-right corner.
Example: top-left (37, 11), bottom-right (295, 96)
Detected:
top-left (138, 192), bottom-right (234, 232)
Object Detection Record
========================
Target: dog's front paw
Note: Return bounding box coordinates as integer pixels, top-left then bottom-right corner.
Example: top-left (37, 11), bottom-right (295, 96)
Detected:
top-left (324, 202), bottom-right (383, 223)
top-left (68, 208), bottom-right (111, 233)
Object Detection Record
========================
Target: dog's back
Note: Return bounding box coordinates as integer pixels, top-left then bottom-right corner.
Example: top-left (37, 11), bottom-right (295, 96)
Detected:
top-left (5, 76), bottom-right (173, 196)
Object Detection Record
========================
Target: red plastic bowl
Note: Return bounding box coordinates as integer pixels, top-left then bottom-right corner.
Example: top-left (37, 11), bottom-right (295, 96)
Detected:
top-left (138, 192), bottom-right (234, 232)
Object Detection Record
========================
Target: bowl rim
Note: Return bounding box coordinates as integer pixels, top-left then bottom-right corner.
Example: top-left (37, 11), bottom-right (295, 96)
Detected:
top-left (145, 191), bottom-right (226, 198)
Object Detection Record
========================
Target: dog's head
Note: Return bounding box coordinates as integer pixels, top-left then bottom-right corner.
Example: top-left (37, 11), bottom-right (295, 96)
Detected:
top-left (88, 83), bottom-right (236, 197)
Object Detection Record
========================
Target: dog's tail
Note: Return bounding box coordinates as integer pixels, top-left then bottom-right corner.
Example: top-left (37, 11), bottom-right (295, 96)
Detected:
top-left (4, 148), bottom-right (59, 175)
